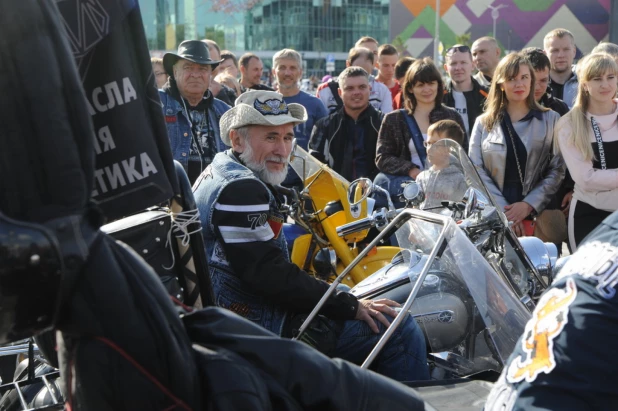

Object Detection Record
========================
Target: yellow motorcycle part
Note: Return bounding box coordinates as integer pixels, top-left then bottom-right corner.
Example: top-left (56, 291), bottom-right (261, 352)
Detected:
top-left (290, 233), bottom-right (313, 270)
top-left (334, 246), bottom-right (401, 287)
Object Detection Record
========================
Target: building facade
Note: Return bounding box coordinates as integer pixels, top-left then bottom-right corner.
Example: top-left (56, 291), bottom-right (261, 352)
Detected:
top-left (140, 0), bottom-right (389, 75)
top-left (391, 0), bottom-right (610, 58)
top-left (140, 0), bottom-right (611, 76)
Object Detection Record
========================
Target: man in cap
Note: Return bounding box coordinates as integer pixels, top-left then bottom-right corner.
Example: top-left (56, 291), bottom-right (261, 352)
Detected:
top-left (192, 90), bottom-right (429, 382)
top-left (160, 40), bottom-right (231, 184)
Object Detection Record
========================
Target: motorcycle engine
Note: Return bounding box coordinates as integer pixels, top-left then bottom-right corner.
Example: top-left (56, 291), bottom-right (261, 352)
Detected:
top-left (409, 292), bottom-right (470, 353)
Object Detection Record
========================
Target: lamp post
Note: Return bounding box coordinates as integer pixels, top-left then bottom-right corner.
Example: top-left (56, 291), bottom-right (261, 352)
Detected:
top-left (487, 4), bottom-right (507, 39)
top-left (433, 0), bottom-right (440, 63)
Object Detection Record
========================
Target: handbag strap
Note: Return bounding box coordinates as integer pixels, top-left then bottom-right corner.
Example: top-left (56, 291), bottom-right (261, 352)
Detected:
top-left (505, 122), bottom-right (526, 189)
top-left (590, 116), bottom-right (607, 170)
top-left (400, 109), bottom-right (426, 168)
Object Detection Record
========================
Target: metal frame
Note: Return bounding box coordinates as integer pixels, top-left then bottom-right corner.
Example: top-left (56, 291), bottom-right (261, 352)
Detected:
top-left (0, 340), bottom-right (63, 410)
top-left (294, 208), bottom-right (451, 369)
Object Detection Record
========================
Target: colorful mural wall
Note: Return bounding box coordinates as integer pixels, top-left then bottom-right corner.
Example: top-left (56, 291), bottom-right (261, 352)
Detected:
top-left (390, 0), bottom-right (610, 58)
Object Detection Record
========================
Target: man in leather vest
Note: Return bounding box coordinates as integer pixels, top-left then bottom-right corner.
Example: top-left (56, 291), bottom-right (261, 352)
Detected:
top-left (193, 90), bottom-right (429, 382)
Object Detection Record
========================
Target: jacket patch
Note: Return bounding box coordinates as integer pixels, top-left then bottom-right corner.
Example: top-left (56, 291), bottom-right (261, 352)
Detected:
top-left (555, 240), bottom-right (618, 299)
top-left (211, 241), bottom-right (229, 266)
top-left (228, 302), bottom-right (251, 318)
top-left (506, 278), bottom-right (577, 383)
top-left (268, 213), bottom-right (284, 239)
top-left (165, 115), bottom-right (177, 123)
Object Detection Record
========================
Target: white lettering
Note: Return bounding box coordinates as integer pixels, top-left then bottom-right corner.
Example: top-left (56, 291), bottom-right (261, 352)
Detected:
top-left (122, 77), bottom-right (137, 103)
top-left (104, 82), bottom-right (123, 110)
top-left (140, 152), bottom-right (158, 177)
top-left (92, 87), bottom-right (107, 113)
top-left (121, 157), bottom-right (143, 183)
top-left (88, 78), bottom-right (139, 114)
top-left (92, 153), bottom-right (160, 198)
top-left (93, 126), bottom-right (116, 155)
top-left (104, 163), bottom-right (127, 190)
top-left (94, 169), bottom-right (108, 194)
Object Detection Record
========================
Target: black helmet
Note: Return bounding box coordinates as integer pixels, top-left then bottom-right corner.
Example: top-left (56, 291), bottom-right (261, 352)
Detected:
top-left (0, 211), bottom-right (63, 344)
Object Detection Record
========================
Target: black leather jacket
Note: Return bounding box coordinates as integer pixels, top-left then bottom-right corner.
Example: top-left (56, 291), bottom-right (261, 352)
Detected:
top-left (443, 77), bottom-right (489, 135)
top-left (308, 105), bottom-right (384, 181)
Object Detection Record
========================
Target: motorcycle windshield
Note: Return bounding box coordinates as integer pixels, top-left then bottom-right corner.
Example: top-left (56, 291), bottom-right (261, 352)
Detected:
top-left (357, 214), bottom-right (530, 375)
top-left (418, 139), bottom-right (494, 211)
top-left (290, 145), bottom-right (348, 187)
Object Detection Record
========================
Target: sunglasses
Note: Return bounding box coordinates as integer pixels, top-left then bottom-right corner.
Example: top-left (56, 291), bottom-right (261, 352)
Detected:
top-left (445, 45), bottom-right (470, 55)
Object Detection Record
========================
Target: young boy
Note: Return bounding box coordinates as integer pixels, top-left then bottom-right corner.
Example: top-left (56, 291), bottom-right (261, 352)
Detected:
top-left (415, 120), bottom-right (468, 209)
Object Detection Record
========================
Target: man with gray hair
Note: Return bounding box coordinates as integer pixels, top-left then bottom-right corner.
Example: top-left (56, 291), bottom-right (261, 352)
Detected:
top-left (160, 40), bottom-right (230, 183)
top-left (544, 28), bottom-right (578, 108)
top-left (272, 48), bottom-right (328, 150)
top-left (272, 48), bottom-right (328, 187)
top-left (193, 89), bottom-right (429, 382)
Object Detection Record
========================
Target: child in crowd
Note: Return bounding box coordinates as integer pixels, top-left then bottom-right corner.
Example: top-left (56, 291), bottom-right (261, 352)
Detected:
top-left (415, 120), bottom-right (468, 209)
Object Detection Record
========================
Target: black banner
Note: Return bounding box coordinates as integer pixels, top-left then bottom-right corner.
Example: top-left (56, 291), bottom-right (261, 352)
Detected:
top-left (55, 0), bottom-right (178, 221)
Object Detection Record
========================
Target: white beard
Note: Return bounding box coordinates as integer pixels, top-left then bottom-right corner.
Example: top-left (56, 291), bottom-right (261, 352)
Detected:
top-left (240, 142), bottom-right (289, 186)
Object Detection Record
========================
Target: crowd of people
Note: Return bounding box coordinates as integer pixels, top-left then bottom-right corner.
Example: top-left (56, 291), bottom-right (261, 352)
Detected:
top-left (148, 30), bottom-right (618, 385)
top-left (153, 29), bottom-right (618, 254)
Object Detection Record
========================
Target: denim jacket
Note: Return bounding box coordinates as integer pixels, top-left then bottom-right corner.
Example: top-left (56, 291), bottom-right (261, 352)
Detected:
top-left (158, 90), bottom-right (230, 171)
top-left (194, 151), bottom-right (288, 335)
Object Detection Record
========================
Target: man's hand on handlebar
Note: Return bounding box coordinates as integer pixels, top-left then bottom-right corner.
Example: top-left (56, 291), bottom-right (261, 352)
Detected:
top-left (355, 298), bottom-right (401, 333)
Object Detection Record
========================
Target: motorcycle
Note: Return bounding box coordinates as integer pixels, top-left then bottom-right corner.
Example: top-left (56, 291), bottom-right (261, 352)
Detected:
top-left (295, 140), bottom-right (562, 407)
top-left (281, 144), bottom-right (401, 287)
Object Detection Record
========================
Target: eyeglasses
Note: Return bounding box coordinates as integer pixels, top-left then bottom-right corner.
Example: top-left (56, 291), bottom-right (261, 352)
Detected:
top-left (445, 45), bottom-right (470, 55)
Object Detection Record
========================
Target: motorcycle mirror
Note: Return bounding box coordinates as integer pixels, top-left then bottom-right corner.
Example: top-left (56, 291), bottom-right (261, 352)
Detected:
top-left (403, 181), bottom-right (421, 201)
top-left (313, 248), bottom-right (336, 278)
top-left (348, 178), bottom-right (373, 207)
top-left (462, 188), bottom-right (478, 219)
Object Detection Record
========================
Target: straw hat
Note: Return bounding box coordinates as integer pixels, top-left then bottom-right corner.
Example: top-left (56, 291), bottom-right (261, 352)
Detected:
top-left (220, 90), bottom-right (307, 146)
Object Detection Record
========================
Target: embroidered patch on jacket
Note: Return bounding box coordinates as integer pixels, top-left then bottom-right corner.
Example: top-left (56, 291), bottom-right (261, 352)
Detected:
top-left (254, 98), bottom-right (289, 116)
top-left (228, 302), bottom-right (251, 318)
top-left (506, 278), bottom-right (577, 383)
top-left (211, 241), bottom-right (229, 266)
top-left (165, 115), bottom-right (177, 123)
top-left (267, 212), bottom-right (284, 239)
top-left (555, 240), bottom-right (618, 299)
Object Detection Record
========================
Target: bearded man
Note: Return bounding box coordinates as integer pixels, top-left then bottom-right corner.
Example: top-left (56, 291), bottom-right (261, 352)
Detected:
top-left (192, 90), bottom-right (429, 382)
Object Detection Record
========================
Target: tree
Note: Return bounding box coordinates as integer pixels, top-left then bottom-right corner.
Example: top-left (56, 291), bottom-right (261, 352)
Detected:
top-left (455, 33), bottom-right (472, 47)
top-left (205, 27), bottom-right (226, 48)
top-left (205, 0), bottom-right (261, 13)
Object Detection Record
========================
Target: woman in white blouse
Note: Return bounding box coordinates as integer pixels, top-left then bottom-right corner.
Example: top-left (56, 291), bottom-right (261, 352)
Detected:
top-left (556, 52), bottom-right (618, 250)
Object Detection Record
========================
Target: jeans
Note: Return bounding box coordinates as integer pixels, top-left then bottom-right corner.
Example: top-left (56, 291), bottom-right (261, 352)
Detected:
top-left (332, 314), bottom-right (429, 382)
top-left (373, 172), bottom-right (414, 209)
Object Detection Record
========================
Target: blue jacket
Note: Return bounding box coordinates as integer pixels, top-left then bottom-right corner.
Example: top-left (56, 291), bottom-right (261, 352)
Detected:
top-left (158, 90), bottom-right (230, 171)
